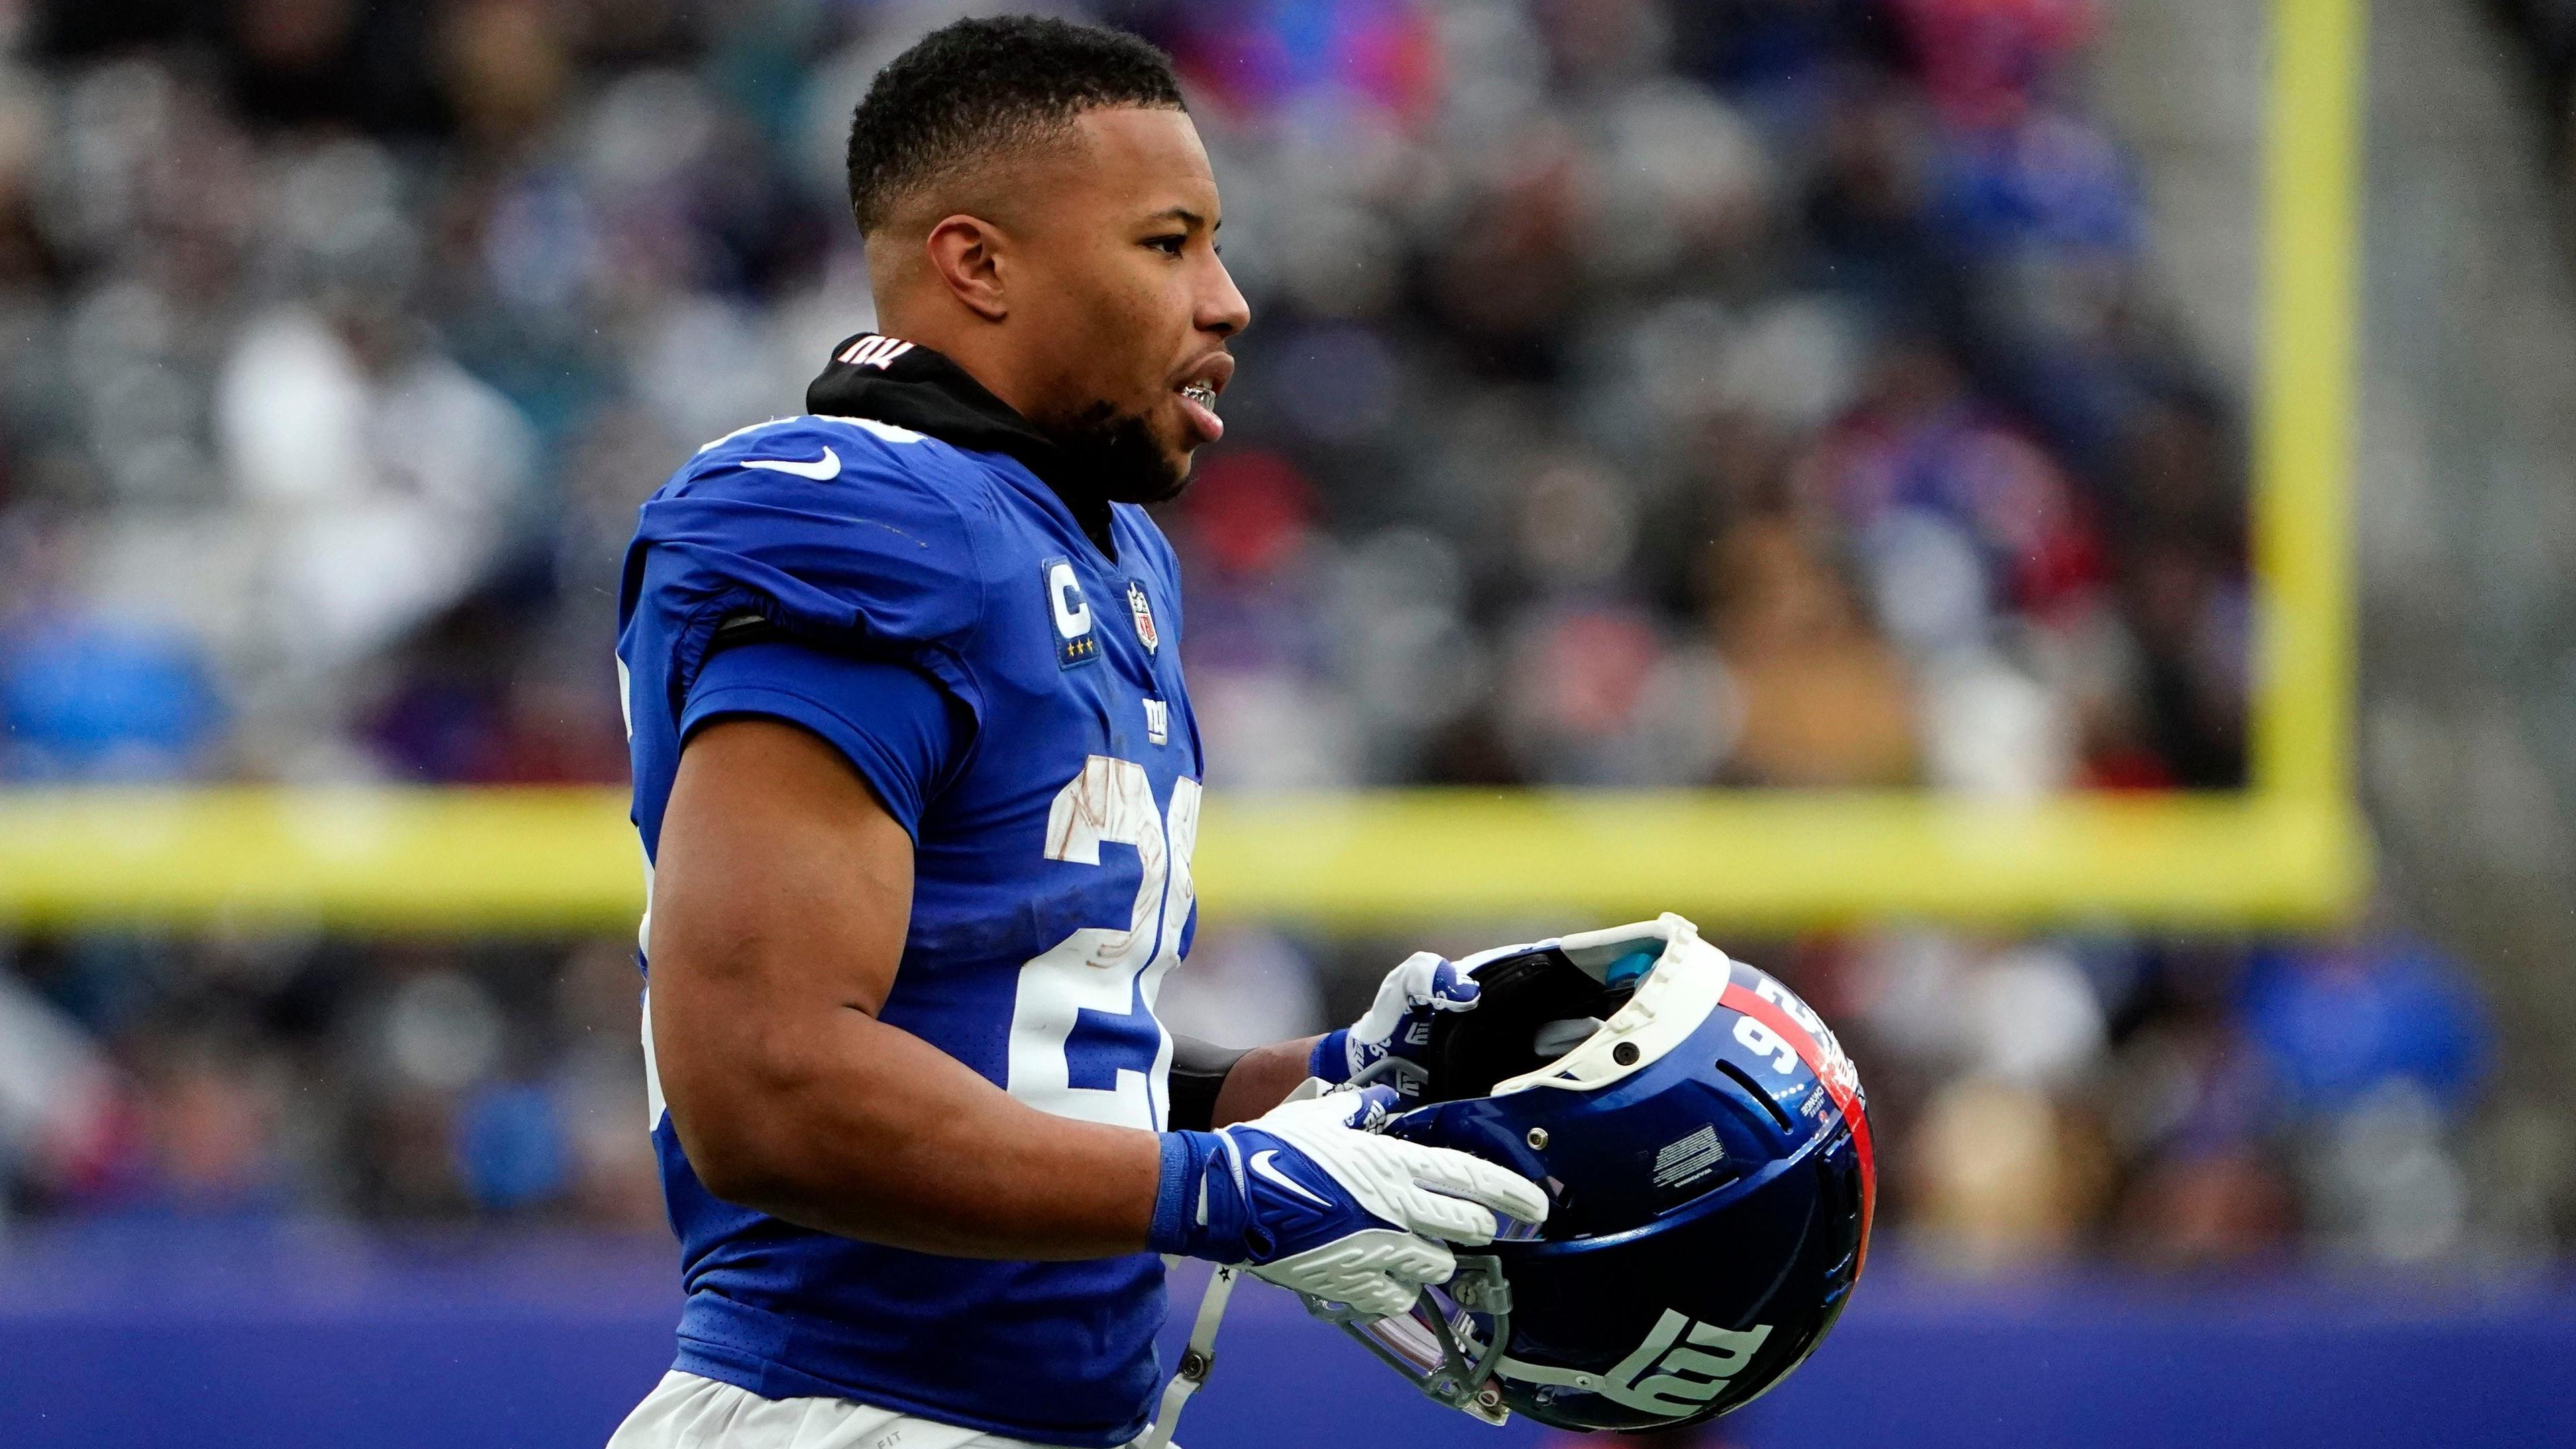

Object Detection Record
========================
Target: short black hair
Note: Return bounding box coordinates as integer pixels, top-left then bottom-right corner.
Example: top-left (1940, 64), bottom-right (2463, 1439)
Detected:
top-left (845, 15), bottom-right (1186, 235)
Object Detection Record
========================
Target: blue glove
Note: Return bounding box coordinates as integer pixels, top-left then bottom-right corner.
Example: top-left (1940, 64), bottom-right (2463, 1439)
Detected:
top-left (1152, 1087), bottom-right (1548, 1320)
top-left (1309, 951), bottom-right (1481, 1099)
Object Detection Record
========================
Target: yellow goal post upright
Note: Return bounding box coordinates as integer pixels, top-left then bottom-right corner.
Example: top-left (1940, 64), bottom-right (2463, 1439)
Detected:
top-left (0, 0), bottom-right (2369, 937)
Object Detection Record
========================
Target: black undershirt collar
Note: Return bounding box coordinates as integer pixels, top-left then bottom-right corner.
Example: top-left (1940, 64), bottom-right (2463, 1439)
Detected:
top-left (806, 333), bottom-right (1118, 557)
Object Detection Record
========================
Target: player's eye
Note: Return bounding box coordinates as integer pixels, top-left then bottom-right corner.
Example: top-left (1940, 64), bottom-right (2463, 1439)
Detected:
top-left (1145, 234), bottom-right (1187, 256)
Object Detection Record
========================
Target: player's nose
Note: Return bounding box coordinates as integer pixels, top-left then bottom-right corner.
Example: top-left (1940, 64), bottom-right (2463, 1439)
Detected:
top-left (1198, 253), bottom-right (1250, 339)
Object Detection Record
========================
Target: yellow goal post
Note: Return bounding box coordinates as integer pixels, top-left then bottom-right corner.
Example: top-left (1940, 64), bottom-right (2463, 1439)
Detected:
top-left (0, 0), bottom-right (2369, 936)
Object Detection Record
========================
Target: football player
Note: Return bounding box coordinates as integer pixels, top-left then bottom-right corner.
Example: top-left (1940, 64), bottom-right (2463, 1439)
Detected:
top-left (608, 17), bottom-right (1546, 1449)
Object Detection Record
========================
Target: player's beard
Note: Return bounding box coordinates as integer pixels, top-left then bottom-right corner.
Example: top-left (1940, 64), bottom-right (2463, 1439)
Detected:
top-left (1039, 399), bottom-right (1191, 505)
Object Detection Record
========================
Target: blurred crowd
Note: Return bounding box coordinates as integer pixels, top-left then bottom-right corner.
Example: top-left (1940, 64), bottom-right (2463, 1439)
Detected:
top-left (2, 917), bottom-right (2561, 1267)
top-left (0, 0), bottom-right (2244, 792)
top-left (0, 0), bottom-right (2560, 1263)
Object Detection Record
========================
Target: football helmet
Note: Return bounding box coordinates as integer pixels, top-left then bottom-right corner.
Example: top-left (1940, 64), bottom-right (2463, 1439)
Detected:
top-left (1306, 914), bottom-right (1874, 1430)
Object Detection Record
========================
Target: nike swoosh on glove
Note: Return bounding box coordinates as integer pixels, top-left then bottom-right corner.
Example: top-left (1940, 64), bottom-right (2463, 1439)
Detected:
top-left (1150, 1088), bottom-right (1550, 1320)
top-left (1309, 951), bottom-right (1481, 1099)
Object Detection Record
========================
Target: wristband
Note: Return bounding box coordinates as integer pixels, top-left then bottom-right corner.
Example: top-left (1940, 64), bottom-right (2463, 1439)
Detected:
top-left (1307, 1030), bottom-right (1352, 1083)
top-left (1149, 1130), bottom-right (1247, 1260)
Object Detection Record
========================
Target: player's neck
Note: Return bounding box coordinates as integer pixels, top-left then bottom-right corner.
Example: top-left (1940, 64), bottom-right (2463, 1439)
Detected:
top-left (871, 309), bottom-right (1053, 427)
top-left (807, 329), bottom-right (1121, 559)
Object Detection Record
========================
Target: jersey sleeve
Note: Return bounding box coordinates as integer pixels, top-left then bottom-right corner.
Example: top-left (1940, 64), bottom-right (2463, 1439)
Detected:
top-left (625, 421), bottom-right (989, 734)
top-left (680, 637), bottom-right (969, 841)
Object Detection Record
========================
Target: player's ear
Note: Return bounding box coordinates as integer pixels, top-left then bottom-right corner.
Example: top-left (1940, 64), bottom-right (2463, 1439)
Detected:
top-left (923, 215), bottom-right (1009, 322)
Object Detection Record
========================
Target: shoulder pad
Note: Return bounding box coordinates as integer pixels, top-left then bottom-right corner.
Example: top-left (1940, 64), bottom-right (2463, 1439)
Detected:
top-left (633, 415), bottom-right (986, 700)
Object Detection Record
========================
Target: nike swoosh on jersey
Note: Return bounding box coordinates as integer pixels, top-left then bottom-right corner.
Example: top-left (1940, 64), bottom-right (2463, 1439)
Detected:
top-left (741, 447), bottom-right (841, 480)
top-left (1250, 1148), bottom-right (1332, 1208)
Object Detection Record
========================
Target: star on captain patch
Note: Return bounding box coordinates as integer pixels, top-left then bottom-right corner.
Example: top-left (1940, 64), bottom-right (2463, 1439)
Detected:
top-left (1126, 580), bottom-right (1159, 654)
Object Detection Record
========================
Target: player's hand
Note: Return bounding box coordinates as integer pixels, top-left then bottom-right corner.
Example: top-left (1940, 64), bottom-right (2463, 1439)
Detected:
top-left (1152, 1087), bottom-right (1548, 1320)
top-left (1308, 951), bottom-right (1480, 1100)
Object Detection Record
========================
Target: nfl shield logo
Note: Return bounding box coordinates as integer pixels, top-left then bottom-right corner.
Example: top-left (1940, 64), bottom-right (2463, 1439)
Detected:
top-left (1126, 580), bottom-right (1159, 654)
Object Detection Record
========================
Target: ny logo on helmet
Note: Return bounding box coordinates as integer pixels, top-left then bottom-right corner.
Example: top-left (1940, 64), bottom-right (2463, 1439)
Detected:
top-left (1600, 1311), bottom-right (1773, 1413)
top-left (1502, 1309), bottom-right (1772, 1415)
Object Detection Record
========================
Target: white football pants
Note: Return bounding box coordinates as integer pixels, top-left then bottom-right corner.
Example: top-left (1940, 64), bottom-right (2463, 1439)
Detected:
top-left (607, 1371), bottom-right (1061, 1449)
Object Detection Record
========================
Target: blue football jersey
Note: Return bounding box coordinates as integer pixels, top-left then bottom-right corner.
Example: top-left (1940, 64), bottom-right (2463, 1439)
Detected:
top-left (615, 341), bottom-right (1204, 1446)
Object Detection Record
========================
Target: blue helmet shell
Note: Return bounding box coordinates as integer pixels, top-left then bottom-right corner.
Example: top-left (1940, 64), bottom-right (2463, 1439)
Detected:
top-left (1375, 916), bottom-right (1875, 1430)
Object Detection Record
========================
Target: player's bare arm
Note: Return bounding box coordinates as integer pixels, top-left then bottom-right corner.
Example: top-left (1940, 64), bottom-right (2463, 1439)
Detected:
top-left (650, 716), bottom-right (1163, 1258)
top-left (651, 706), bottom-right (1541, 1302)
top-left (1203, 1038), bottom-right (1325, 1126)
top-left (650, 720), bottom-right (1477, 1256)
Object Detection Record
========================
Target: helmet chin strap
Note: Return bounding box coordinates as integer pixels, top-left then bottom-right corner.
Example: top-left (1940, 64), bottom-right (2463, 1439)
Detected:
top-left (1133, 1263), bottom-right (1241, 1449)
top-left (1135, 1078), bottom-right (1335, 1449)
top-left (1138, 1251), bottom-right (1517, 1446)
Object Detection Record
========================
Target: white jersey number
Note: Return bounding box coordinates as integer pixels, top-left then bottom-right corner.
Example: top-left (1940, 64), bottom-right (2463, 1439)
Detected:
top-left (1006, 757), bottom-right (1199, 1130)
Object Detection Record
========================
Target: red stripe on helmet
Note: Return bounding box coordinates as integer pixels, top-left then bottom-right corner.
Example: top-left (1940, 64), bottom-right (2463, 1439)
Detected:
top-left (1719, 980), bottom-right (1877, 1279)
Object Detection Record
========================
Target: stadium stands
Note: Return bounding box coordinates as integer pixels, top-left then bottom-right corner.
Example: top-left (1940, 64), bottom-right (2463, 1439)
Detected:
top-left (0, 0), bottom-right (2553, 1273)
